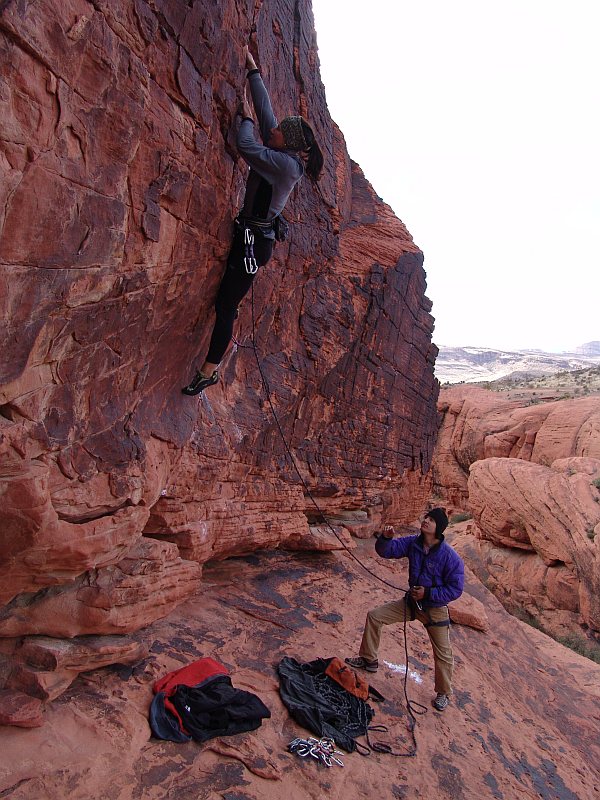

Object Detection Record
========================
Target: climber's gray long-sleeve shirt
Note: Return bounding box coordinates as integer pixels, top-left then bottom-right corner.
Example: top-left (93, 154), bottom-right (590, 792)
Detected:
top-left (237, 70), bottom-right (303, 230)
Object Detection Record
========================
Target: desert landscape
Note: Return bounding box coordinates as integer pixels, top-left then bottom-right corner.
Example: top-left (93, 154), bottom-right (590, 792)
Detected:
top-left (0, 1), bottom-right (599, 798)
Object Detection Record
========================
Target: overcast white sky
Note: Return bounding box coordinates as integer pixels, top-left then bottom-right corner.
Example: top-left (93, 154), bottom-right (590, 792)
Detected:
top-left (312, 0), bottom-right (599, 353)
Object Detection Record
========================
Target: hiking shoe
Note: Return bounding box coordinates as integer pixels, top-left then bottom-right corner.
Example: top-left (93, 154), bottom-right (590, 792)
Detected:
top-left (182, 369), bottom-right (219, 396)
top-left (345, 656), bottom-right (379, 673)
top-left (432, 693), bottom-right (450, 711)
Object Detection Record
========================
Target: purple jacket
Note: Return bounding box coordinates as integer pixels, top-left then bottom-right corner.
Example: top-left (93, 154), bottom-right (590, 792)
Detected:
top-left (375, 533), bottom-right (464, 608)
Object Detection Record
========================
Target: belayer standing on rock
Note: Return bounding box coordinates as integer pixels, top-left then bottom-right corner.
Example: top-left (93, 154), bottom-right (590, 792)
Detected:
top-left (346, 508), bottom-right (464, 712)
top-left (182, 47), bottom-right (324, 395)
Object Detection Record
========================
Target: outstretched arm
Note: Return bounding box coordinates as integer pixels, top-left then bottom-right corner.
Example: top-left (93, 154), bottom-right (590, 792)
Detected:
top-left (244, 47), bottom-right (277, 143)
top-left (375, 527), bottom-right (412, 559)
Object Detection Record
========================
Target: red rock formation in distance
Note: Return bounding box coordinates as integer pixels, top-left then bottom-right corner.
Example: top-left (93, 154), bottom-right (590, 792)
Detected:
top-left (435, 386), bottom-right (600, 637)
top-left (434, 386), bottom-right (600, 505)
top-left (0, 0), bottom-right (439, 711)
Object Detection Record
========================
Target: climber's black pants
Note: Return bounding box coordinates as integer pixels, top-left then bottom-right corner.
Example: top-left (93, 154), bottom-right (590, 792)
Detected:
top-left (205, 228), bottom-right (274, 365)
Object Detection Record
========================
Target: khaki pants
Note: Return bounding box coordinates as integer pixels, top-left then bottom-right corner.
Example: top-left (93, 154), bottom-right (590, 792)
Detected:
top-left (359, 598), bottom-right (454, 696)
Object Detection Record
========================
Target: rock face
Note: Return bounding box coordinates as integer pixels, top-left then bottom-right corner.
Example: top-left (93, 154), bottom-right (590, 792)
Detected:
top-left (435, 386), bottom-right (600, 637)
top-left (466, 456), bottom-right (600, 635)
top-left (0, 545), bottom-right (598, 799)
top-left (434, 386), bottom-right (600, 506)
top-left (0, 0), bottom-right (438, 712)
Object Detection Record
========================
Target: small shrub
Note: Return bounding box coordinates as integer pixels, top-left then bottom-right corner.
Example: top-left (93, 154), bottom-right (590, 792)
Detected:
top-left (514, 608), bottom-right (543, 631)
top-left (556, 634), bottom-right (600, 665)
top-left (514, 612), bottom-right (600, 665)
top-left (450, 512), bottom-right (472, 524)
top-left (592, 478), bottom-right (600, 489)
top-left (587, 528), bottom-right (596, 540)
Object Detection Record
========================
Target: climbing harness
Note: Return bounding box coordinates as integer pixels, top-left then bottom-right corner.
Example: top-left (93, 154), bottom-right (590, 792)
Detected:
top-left (424, 618), bottom-right (451, 628)
top-left (243, 227), bottom-right (258, 274)
top-left (288, 737), bottom-right (344, 767)
top-left (236, 213), bottom-right (275, 234)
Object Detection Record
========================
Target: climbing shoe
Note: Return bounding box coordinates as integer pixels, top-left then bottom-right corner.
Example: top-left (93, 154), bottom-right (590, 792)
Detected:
top-left (182, 369), bottom-right (219, 396)
top-left (432, 693), bottom-right (450, 711)
top-left (344, 656), bottom-right (379, 673)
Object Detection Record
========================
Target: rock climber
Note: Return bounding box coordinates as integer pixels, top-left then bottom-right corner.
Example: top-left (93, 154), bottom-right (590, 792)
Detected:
top-left (182, 47), bottom-right (324, 395)
top-left (346, 508), bottom-right (464, 712)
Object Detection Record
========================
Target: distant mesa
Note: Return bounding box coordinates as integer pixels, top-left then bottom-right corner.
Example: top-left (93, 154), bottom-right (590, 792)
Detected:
top-left (573, 340), bottom-right (600, 356)
top-left (435, 342), bottom-right (600, 384)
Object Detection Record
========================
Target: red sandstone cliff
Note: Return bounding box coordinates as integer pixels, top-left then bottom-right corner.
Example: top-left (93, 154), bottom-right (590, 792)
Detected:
top-left (0, 1), bottom-right (438, 706)
top-left (1, 8), bottom-right (599, 797)
top-left (434, 386), bottom-right (600, 638)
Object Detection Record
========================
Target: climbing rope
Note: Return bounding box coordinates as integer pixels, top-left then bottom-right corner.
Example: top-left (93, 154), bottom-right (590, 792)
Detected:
top-left (248, 282), bottom-right (410, 596)
top-left (247, 282), bottom-right (427, 755)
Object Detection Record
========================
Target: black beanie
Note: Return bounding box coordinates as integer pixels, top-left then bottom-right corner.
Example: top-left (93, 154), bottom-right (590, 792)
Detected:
top-left (426, 507), bottom-right (448, 538)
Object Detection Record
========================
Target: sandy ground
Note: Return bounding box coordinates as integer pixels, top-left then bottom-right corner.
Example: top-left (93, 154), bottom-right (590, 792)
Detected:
top-left (1, 540), bottom-right (599, 800)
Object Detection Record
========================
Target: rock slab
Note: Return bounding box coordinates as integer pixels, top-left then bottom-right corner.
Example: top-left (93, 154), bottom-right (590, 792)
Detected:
top-left (0, 545), bottom-right (598, 799)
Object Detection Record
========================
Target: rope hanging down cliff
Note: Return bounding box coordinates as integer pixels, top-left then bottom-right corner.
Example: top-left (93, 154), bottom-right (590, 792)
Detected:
top-left (248, 284), bottom-right (409, 595)
top-left (246, 283), bottom-right (427, 756)
top-left (181, 42), bottom-right (430, 754)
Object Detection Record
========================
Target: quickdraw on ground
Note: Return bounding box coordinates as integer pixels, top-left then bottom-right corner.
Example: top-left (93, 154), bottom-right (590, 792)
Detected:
top-left (288, 737), bottom-right (344, 767)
